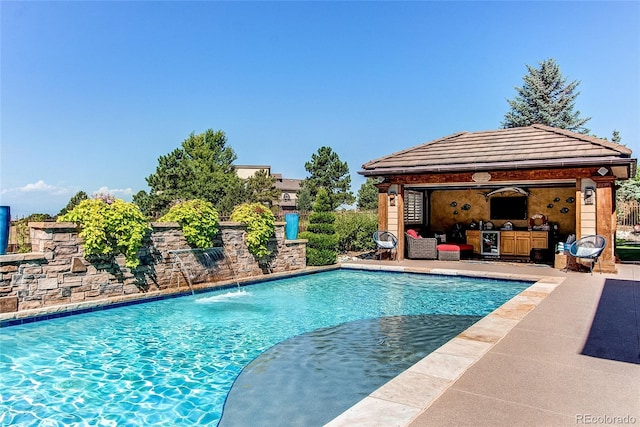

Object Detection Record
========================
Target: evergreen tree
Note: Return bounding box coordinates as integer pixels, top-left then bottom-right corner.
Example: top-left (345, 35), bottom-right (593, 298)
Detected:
top-left (58, 191), bottom-right (89, 216)
top-left (132, 190), bottom-right (153, 219)
top-left (245, 169), bottom-right (281, 207)
top-left (137, 129), bottom-right (247, 217)
top-left (302, 146), bottom-right (355, 210)
top-left (502, 58), bottom-right (591, 133)
top-left (617, 170), bottom-right (640, 202)
top-left (300, 188), bottom-right (338, 265)
top-left (612, 130), bottom-right (622, 144)
top-left (356, 178), bottom-right (379, 211)
top-left (296, 186), bottom-right (313, 212)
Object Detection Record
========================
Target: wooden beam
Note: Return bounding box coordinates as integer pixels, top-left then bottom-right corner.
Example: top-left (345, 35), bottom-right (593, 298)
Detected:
top-left (397, 185), bottom-right (404, 260)
top-left (378, 189), bottom-right (388, 233)
top-left (388, 167), bottom-right (607, 185)
top-left (594, 177), bottom-right (617, 273)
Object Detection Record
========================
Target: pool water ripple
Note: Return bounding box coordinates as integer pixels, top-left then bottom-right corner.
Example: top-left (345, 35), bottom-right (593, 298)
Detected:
top-left (0, 270), bottom-right (531, 426)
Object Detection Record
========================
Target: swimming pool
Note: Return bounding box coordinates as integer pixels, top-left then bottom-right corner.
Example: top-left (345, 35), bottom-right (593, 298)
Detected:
top-left (0, 269), bottom-right (532, 426)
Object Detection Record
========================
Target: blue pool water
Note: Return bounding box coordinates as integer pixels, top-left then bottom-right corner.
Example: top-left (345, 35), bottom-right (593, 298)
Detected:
top-left (0, 270), bottom-right (532, 426)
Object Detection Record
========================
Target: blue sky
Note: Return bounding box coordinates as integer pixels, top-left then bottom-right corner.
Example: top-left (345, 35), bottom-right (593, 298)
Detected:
top-left (1, 1), bottom-right (639, 218)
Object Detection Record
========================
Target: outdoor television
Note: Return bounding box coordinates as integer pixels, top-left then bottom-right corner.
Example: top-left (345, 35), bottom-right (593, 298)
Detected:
top-left (490, 196), bottom-right (528, 220)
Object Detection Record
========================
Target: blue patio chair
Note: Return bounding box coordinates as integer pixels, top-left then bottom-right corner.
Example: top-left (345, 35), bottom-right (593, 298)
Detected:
top-left (373, 231), bottom-right (398, 261)
top-left (565, 235), bottom-right (607, 275)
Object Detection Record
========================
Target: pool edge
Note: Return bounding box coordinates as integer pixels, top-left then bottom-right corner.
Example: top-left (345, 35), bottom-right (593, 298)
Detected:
top-left (0, 265), bottom-right (339, 327)
top-left (325, 263), bottom-right (565, 427)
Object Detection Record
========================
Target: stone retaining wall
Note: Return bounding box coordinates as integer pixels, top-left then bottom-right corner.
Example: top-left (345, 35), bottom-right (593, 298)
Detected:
top-left (0, 221), bottom-right (306, 314)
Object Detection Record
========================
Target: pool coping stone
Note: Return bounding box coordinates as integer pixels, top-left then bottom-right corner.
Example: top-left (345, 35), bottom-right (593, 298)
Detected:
top-left (326, 262), bottom-right (565, 427)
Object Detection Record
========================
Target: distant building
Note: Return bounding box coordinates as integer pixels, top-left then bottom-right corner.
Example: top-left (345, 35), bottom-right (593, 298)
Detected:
top-left (234, 165), bottom-right (302, 212)
top-left (235, 165), bottom-right (271, 180)
top-left (272, 174), bottom-right (302, 212)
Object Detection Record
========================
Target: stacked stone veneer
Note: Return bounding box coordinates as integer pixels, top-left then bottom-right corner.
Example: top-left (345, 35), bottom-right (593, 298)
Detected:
top-left (0, 221), bottom-right (306, 314)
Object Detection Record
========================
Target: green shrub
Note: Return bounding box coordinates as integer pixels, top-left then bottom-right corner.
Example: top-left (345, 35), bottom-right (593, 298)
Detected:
top-left (306, 223), bottom-right (337, 234)
top-left (58, 198), bottom-right (150, 268)
top-left (301, 232), bottom-right (339, 250)
top-left (335, 210), bottom-right (378, 253)
top-left (230, 203), bottom-right (276, 259)
top-left (159, 199), bottom-right (219, 248)
top-left (303, 188), bottom-right (337, 266)
top-left (307, 248), bottom-right (337, 265)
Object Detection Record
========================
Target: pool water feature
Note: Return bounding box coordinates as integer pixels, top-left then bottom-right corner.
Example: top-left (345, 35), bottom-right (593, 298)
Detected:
top-left (0, 270), bottom-right (532, 426)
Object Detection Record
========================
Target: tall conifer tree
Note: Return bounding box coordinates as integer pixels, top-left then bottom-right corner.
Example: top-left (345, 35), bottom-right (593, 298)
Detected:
top-left (134, 129), bottom-right (247, 217)
top-left (301, 146), bottom-right (355, 210)
top-left (502, 58), bottom-right (591, 133)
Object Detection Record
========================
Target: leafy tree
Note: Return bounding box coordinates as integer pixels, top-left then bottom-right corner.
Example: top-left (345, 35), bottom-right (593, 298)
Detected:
top-left (302, 146), bottom-right (355, 210)
top-left (356, 178), bottom-right (379, 211)
top-left (245, 169), bottom-right (281, 207)
top-left (58, 191), bottom-right (88, 216)
top-left (617, 170), bottom-right (640, 202)
top-left (137, 129), bottom-right (247, 217)
top-left (502, 58), bottom-right (591, 133)
top-left (300, 188), bottom-right (338, 265)
top-left (296, 186), bottom-right (313, 212)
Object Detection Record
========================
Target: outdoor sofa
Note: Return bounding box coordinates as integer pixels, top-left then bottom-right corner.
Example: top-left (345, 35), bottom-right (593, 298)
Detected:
top-left (405, 232), bottom-right (438, 259)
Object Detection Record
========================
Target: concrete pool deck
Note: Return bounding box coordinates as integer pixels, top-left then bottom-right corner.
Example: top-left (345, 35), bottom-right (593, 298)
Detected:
top-left (328, 259), bottom-right (640, 427)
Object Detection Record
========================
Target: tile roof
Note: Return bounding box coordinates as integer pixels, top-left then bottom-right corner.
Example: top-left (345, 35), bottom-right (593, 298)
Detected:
top-left (360, 125), bottom-right (633, 175)
top-left (275, 178), bottom-right (302, 192)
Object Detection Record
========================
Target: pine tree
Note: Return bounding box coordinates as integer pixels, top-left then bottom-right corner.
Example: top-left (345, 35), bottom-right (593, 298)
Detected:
top-left (136, 129), bottom-right (247, 217)
top-left (58, 191), bottom-right (89, 217)
top-left (300, 188), bottom-right (338, 265)
top-left (302, 146), bottom-right (355, 210)
top-left (612, 130), bottom-right (622, 144)
top-left (357, 178), bottom-right (379, 211)
top-left (502, 58), bottom-right (591, 133)
top-left (245, 169), bottom-right (281, 207)
top-left (296, 186), bottom-right (313, 212)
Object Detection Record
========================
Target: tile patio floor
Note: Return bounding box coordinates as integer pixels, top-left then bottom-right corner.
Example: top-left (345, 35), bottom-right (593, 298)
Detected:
top-left (327, 259), bottom-right (640, 427)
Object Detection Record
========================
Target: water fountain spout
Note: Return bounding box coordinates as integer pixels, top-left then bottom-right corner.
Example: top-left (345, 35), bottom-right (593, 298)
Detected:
top-left (168, 247), bottom-right (240, 293)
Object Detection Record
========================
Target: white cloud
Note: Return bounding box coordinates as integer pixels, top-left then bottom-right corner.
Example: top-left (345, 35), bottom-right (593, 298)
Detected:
top-left (0, 180), bottom-right (71, 196)
top-left (21, 180), bottom-right (58, 192)
top-left (93, 186), bottom-right (134, 197)
top-left (0, 180), bottom-right (76, 217)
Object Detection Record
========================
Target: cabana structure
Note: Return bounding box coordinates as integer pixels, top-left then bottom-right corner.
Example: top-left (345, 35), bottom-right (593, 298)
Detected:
top-left (359, 125), bottom-right (636, 272)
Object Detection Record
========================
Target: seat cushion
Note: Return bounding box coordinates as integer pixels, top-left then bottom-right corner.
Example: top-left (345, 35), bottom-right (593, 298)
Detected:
top-left (437, 244), bottom-right (460, 252)
top-left (575, 247), bottom-right (600, 257)
top-left (406, 229), bottom-right (420, 239)
top-left (456, 244), bottom-right (474, 252)
top-left (377, 241), bottom-right (396, 249)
